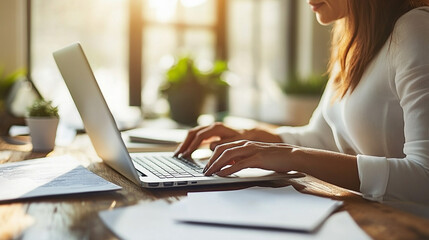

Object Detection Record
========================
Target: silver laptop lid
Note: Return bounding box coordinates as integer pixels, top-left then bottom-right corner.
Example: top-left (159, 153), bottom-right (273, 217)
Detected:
top-left (53, 42), bottom-right (141, 185)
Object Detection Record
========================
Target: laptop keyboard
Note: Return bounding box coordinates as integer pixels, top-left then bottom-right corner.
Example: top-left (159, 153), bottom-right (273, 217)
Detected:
top-left (133, 155), bottom-right (205, 179)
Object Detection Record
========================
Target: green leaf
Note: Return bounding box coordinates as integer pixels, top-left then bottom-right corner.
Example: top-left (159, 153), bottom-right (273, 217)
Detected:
top-left (282, 74), bottom-right (328, 96)
top-left (0, 68), bottom-right (27, 99)
top-left (27, 99), bottom-right (59, 117)
top-left (162, 56), bottom-right (229, 95)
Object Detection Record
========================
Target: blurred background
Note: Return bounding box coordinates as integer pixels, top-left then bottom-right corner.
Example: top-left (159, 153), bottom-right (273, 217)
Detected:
top-left (0, 0), bottom-right (331, 130)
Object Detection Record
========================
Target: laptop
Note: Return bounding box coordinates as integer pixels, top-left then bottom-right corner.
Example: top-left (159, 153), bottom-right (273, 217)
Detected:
top-left (53, 42), bottom-right (290, 188)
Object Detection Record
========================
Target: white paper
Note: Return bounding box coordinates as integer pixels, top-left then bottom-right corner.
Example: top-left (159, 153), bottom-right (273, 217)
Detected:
top-left (99, 200), bottom-right (371, 240)
top-left (0, 155), bottom-right (121, 201)
top-left (125, 128), bottom-right (187, 144)
top-left (172, 186), bottom-right (342, 231)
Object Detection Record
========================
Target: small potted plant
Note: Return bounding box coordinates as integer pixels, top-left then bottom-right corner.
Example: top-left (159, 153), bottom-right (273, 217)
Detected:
top-left (281, 73), bottom-right (328, 126)
top-left (0, 68), bottom-right (27, 135)
top-left (26, 99), bottom-right (59, 152)
top-left (160, 56), bottom-right (228, 126)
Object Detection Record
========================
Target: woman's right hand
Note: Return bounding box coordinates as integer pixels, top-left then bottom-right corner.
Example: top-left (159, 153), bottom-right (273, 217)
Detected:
top-left (173, 122), bottom-right (283, 158)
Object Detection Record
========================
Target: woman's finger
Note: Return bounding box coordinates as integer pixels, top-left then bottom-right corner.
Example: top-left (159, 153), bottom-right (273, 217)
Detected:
top-left (209, 134), bottom-right (245, 151)
top-left (215, 158), bottom-right (258, 177)
top-left (204, 142), bottom-right (260, 175)
top-left (173, 125), bottom-right (208, 157)
top-left (182, 123), bottom-right (239, 157)
top-left (204, 140), bottom-right (248, 171)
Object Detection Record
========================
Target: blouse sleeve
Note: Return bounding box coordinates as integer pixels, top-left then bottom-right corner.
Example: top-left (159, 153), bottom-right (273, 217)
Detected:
top-left (358, 8), bottom-right (429, 203)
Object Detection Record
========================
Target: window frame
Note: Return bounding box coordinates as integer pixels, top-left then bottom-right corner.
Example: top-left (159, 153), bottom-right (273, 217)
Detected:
top-left (128, 0), bottom-right (228, 107)
top-left (26, 0), bottom-right (227, 108)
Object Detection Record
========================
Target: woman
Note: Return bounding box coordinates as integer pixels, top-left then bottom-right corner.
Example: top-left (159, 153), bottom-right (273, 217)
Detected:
top-left (174, 0), bottom-right (429, 204)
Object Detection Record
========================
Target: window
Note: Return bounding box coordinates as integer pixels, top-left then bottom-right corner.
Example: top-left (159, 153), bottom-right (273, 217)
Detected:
top-left (29, 0), bottom-right (129, 127)
top-left (227, 0), bottom-right (330, 124)
top-left (227, 0), bottom-right (291, 122)
top-left (29, 0), bottom-right (225, 125)
top-left (29, 0), bottom-right (330, 126)
top-left (132, 0), bottom-right (226, 117)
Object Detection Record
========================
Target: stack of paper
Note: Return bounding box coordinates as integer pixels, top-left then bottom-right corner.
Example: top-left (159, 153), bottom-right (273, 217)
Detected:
top-left (0, 156), bottom-right (121, 201)
top-left (171, 187), bottom-right (342, 231)
top-left (122, 128), bottom-right (187, 152)
top-left (99, 186), bottom-right (371, 240)
top-left (125, 128), bottom-right (187, 144)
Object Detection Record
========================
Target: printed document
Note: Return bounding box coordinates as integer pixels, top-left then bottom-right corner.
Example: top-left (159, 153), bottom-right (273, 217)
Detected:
top-left (0, 155), bottom-right (121, 201)
top-left (99, 200), bottom-right (370, 240)
top-left (172, 186), bottom-right (342, 231)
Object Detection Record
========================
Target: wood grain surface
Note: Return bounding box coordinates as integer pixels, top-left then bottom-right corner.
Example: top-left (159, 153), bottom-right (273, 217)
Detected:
top-left (1, 134), bottom-right (428, 240)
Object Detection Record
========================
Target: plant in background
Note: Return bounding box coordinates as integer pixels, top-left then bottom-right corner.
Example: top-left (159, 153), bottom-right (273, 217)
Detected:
top-left (202, 60), bottom-right (229, 119)
top-left (161, 56), bottom-right (228, 96)
top-left (282, 74), bottom-right (329, 96)
top-left (161, 56), bottom-right (201, 95)
top-left (26, 98), bottom-right (59, 152)
top-left (280, 73), bottom-right (329, 126)
top-left (200, 60), bottom-right (229, 95)
top-left (160, 56), bottom-right (228, 125)
top-left (27, 99), bottom-right (59, 118)
top-left (0, 67), bottom-right (26, 111)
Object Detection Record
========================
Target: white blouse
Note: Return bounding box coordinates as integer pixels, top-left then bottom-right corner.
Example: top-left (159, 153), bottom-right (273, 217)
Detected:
top-left (276, 7), bottom-right (429, 204)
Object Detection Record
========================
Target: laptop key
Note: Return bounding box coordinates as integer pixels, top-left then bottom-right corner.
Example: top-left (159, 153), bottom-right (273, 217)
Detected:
top-left (134, 155), bottom-right (204, 179)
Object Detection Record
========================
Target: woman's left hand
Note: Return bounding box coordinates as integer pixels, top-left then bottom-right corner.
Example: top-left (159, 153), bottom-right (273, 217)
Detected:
top-left (203, 140), bottom-right (299, 176)
top-left (204, 140), bottom-right (361, 192)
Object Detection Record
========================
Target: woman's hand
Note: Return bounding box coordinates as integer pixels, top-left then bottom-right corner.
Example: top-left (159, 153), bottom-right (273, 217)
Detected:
top-left (203, 140), bottom-right (299, 176)
top-left (173, 122), bottom-right (283, 158)
top-left (201, 139), bottom-right (360, 192)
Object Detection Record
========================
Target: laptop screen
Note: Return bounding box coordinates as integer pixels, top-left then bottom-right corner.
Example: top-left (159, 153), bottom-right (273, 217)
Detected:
top-left (53, 43), bottom-right (141, 185)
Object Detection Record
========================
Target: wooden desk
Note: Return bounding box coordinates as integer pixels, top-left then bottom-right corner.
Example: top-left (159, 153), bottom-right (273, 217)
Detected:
top-left (1, 134), bottom-right (429, 240)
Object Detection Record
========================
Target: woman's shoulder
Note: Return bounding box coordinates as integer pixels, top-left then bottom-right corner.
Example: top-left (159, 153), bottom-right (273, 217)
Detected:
top-left (391, 6), bottom-right (429, 49)
top-left (388, 7), bottom-right (429, 91)
top-left (395, 6), bottom-right (429, 32)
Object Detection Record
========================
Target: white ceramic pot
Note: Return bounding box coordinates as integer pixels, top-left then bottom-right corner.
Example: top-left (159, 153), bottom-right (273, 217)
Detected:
top-left (284, 95), bottom-right (320, 126)
top-left (25, 117), bottom-right (59, 152)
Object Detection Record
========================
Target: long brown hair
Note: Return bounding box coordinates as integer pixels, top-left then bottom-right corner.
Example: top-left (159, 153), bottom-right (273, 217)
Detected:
top-left (328, 0), bottom-right (429, 100)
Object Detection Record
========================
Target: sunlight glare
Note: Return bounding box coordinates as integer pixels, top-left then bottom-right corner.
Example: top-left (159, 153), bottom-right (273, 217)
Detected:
top-left (195, 58), bottom-right (213, 73)
top-left (159, 55), bottom-right (175, 70)
top-left (148, 0), bottom-right (178, 22)
top-left (180, 0), bottom-right (207, 8)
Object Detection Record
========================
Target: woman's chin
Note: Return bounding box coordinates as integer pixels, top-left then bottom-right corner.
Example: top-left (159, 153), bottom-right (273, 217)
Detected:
top-left (316, 13), bottom-right (344, 26)
top-left (316, 15), bottom-right (335, 25)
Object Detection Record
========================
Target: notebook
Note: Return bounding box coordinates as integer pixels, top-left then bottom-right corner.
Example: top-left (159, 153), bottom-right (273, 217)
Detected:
top-left (53, 42), bottom-right (292, 188)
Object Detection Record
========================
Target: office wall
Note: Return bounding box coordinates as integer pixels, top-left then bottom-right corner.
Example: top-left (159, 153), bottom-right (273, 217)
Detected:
top-left (0, 0), bottom-right (27, 74)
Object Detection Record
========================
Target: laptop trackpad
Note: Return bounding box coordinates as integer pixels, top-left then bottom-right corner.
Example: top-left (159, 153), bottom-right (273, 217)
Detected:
top-left (230, 168), bottom-right (278, 178)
